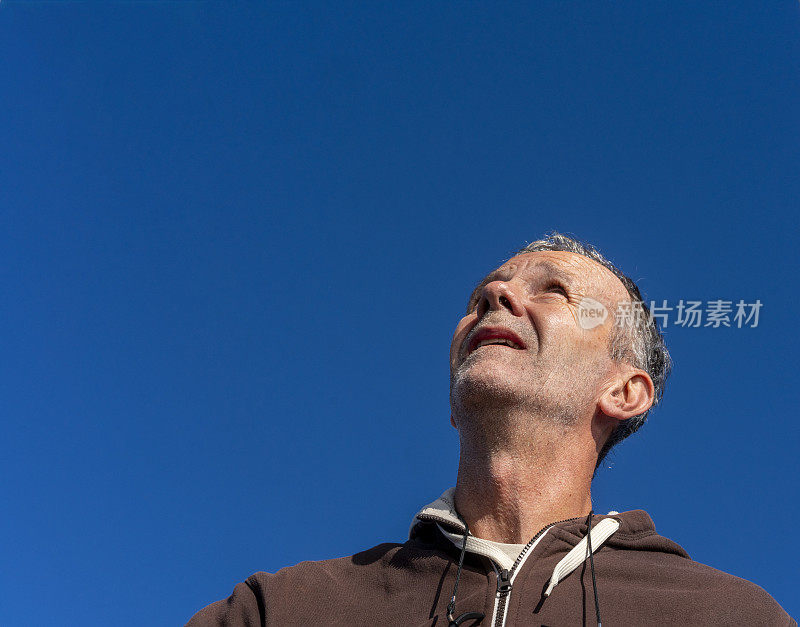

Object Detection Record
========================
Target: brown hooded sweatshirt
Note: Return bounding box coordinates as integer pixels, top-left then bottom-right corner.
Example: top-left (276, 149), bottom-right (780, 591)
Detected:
top-left (186, 489), bottom-right (794, 626)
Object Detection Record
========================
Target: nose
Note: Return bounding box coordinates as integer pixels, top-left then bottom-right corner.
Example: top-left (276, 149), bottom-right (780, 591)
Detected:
top-left (476, 280), bottom-right (526, 318)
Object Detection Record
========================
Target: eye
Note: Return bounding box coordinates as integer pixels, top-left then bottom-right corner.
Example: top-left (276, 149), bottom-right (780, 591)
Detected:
top-left (545, 283), bottom-right (568, 297)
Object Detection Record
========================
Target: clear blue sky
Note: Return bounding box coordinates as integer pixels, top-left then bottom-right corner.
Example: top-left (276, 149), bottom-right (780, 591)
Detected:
top-left (1, 2), bottom-right (798, 624)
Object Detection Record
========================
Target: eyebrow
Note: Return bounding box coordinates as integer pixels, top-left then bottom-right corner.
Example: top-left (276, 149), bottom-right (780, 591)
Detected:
top-left (533, 261), bottom-right (573, 285)
top-left (465, 260), bottom-right (574, 312)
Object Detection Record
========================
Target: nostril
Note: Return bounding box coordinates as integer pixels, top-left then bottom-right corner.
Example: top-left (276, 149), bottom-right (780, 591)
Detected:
top-left (499, 296), bottom-right (512, 310)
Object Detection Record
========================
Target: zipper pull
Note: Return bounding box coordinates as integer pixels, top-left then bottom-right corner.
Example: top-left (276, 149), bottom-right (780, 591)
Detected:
top-left (497, 569), bottom-right (512, 595)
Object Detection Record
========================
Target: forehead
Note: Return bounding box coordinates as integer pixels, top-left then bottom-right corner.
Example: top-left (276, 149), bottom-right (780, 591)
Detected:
top-left (469, 250), bottom-right (629, 303)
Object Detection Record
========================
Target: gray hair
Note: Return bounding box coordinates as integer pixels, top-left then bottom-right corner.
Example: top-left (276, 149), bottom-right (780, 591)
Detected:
top-left (512, 232), bottom-right (672, 467)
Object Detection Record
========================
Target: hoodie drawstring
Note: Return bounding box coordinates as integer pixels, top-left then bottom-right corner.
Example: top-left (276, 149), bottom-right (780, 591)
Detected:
top-left (586, 511), bottom-right (602, 627)
top-left (446, 520), bottom-right (485, 627)
top-left (544, 514), bottom-right (620, 626)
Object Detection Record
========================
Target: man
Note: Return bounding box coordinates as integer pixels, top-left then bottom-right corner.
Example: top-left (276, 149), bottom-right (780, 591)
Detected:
top-left (187, 233), bottom-right (793, 626)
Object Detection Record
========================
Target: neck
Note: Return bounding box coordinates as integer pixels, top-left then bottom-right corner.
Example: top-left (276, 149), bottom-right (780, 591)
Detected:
top-left (453, 408), bottom-right (597, 544)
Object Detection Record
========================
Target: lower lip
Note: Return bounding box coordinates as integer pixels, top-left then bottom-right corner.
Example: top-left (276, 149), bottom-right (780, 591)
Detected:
top-left (471, 344), bottom-right (520, 353)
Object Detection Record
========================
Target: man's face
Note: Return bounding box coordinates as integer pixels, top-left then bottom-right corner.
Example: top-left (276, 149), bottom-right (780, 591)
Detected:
top-left (449, 251), bottom-right (631, 428)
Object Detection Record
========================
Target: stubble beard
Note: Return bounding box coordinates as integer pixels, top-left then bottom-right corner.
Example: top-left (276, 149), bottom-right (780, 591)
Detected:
top-left (449, 354), bottom-right (584, 452)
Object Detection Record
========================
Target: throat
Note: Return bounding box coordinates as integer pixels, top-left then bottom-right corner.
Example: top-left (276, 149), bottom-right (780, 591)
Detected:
top-left (453, 441), bottom-right (595, 544)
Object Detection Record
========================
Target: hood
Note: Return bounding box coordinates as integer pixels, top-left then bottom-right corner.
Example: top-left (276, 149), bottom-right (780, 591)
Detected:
top-left (409, 488), bottom-right (690, 560)
top-left (409, 488), bottom-right (465, 537)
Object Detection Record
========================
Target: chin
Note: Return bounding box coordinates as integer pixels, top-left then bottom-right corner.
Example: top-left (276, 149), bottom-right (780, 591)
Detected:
top-left (450, 359), bottom-right (526, 411)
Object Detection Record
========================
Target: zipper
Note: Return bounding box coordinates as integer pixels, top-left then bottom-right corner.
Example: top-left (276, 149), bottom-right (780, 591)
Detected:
top-left (490, 515), bottom-right (583, 627)
top-left (492, 568), bottom-right (512, 627)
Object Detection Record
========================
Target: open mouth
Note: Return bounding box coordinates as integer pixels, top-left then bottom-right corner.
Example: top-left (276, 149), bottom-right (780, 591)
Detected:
top-left (467, 327), bottom-right (526, 355)
top-left (473, 337), bottom-right (522, 350)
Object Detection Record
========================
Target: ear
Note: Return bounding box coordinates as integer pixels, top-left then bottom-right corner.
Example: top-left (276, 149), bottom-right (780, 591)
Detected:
top-left (597, 368), bottom-right (655, 421)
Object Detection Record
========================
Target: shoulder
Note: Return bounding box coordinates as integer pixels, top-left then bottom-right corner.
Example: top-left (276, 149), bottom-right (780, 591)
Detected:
top-left (186, 542), bottom-right (416, 626)
top-left (602, 540), bottom-right (793, 624)
top-left (248, 542), bottom-right (403, 586)
top-left (192, 539), bottom-right (452, 626)
top-left (247, 537), bottom-right (450, 591)
top-left (671, 557), bottom-right (793, 624)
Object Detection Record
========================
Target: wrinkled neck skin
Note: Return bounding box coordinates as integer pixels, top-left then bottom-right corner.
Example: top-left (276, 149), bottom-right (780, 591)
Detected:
top-left (453, 403), bottom-right (597, 545)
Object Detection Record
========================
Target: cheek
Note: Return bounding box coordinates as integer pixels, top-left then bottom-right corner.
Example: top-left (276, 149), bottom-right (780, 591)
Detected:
top-left (537, 309), bottom-right (608, 357)
top-left (450, 314), bottom-right (477, 367)
top-left (572, 328), bottom-right (615, 373)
